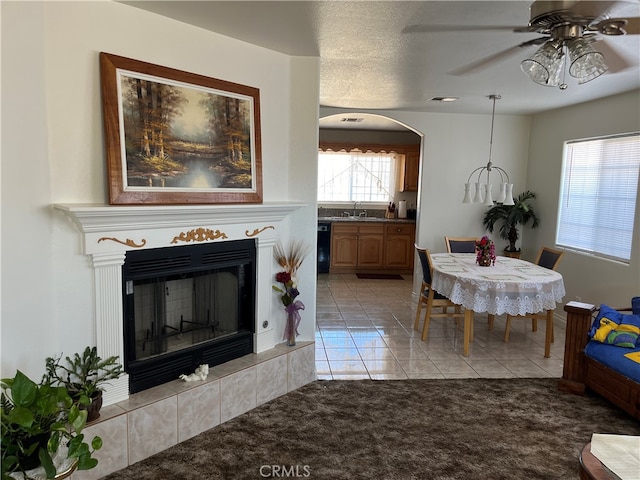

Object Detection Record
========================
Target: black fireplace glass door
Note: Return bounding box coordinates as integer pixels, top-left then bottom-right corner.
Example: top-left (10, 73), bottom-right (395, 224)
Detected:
top-left (122, 239), bottom-right (255, 393)
top-left (132, 268), bottom-right (241, 362)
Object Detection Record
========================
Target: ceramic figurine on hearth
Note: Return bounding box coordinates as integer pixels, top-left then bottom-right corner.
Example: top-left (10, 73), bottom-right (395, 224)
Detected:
top-left (179, 364), bottom-right (209, 382)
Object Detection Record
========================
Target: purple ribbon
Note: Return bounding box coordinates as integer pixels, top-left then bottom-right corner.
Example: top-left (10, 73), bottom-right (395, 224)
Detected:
top-left (283, 300), bottom-right (305, 340)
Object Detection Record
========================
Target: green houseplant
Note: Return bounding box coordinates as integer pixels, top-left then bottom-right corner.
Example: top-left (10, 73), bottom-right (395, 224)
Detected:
top-left (1, 370), bottom-right (102, 479)
top-left (482, 190), bottom-right (541, 254)
top-left (44, 347), bottom-right (123, 423)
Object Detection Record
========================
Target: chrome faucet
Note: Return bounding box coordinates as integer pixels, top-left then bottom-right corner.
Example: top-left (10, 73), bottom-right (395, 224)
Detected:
top-left (353, 201), bottom-right (360, 216)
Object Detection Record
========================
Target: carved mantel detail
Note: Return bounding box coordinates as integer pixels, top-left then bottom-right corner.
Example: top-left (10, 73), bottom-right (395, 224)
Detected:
top-left (98, 236), bottom-right (147, 248)
top-left (170, 227), bottom-right (228, 244)
top-left (245, 226), bottom-right (275, 237)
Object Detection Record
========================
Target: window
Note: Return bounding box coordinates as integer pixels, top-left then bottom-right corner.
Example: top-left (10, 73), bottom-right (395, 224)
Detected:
top-left (317, 150), bottom-right (397, 203)
top-left (556, 133), bottom-right (640, 263)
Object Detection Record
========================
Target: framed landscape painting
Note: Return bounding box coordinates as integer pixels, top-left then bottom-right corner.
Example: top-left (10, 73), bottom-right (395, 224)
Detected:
top-left (100, 52), bottom-right (262, 204)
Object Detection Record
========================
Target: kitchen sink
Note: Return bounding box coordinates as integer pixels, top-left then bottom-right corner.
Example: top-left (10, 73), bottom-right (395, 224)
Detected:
top-left (320, 216), bottom-right (380, 221)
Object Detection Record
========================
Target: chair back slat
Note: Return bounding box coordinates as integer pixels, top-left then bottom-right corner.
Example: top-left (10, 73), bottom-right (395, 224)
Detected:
top-left (415, 245), bottom-right (433, 285)
top-left (445, 236), bottom-right (477, 254)
top-left (536, 247), bottom-right (564, 270)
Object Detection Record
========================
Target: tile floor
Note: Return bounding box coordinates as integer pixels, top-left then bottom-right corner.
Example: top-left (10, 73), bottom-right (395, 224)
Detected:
top-left (315, 273), bottom-right (566, 380)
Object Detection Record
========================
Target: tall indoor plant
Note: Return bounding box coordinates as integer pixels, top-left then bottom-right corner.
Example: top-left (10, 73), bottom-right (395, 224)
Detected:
top-left (482, 190), bottom-right (540, 255)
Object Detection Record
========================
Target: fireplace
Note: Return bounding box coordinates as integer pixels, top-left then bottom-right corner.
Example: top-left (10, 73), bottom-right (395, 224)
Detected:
top-left (123, 239), bottom-right (256, 393)
top-left (54, 202), bottom-right (305, 405)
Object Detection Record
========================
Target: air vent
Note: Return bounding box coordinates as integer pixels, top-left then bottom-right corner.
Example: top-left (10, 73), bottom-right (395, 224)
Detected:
top-left (340, 117), bottom-right (364, 123)
top-left (201, 250), bottom-right (251, 266)
top-left (127, 256), bottom-right (192, 276)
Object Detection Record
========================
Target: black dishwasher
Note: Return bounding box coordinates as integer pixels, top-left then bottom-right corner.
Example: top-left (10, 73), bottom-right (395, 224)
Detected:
top-left (317, 222), bottom-right (331, 273)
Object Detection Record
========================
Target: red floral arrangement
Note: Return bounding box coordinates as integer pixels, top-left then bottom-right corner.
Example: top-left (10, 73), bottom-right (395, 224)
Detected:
top-left (475, 235), bottom-right (496, 266)
top-left (273, 239), bottom-right (310, 343)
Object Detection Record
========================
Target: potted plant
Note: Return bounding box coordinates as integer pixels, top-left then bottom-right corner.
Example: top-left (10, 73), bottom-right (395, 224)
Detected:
top-left (1, 370), bottom-right (102, 479)
top-left (482, 190), bottom-right (540, 258)
top-left (44, 347), bottom-right (123, 423)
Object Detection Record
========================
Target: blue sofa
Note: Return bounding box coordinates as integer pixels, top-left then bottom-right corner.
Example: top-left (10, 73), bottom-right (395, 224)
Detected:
top-left (559, 301), bottom-right (640, 420)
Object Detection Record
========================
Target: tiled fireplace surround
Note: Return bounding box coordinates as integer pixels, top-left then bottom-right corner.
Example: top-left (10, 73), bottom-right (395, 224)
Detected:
top-left (55, 203), bottom-right (316, 480)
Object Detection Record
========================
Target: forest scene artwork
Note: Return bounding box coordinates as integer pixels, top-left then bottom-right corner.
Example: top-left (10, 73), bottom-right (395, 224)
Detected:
top-left (100, 53), bottom-right (263, 204)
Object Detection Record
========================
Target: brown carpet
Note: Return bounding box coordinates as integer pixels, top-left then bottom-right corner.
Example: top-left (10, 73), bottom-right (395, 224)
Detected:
top-left (102, 378), bottom-right (640, 480)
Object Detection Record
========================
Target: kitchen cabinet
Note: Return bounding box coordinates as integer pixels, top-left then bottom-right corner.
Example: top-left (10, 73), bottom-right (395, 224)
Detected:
top-left (331, 223), bottom-right (383, 269)
top-left (383, 224), bottom-right (416, 269)
top-left (329, 221), bottom-right (414, 273)
top-left (399, 148), bottom-right (420, 192)
top-left (330, 224), bottom-right (359, 268)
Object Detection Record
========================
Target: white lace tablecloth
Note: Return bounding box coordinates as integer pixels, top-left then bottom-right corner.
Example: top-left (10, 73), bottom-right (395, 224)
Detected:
top-left (431, 253), bottom-right (566, 316)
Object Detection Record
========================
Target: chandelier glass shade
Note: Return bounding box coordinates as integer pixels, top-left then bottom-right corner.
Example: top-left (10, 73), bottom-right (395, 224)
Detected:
top-left (567, 38), bottom-right (608, 84)
top-left (520, 41), bottom-right (564, 86)
top-left (462, 95), bottom-right (515, 206)
top-left (521, 37), bottom-right (608, 87)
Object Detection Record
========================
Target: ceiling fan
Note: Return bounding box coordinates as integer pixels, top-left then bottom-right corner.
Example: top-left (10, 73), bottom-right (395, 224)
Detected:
top-left (403, 0), bottom-right (640, 88)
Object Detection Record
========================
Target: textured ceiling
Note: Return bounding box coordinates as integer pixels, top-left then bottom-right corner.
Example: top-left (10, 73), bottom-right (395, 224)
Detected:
top-left (124, 1), bottom-right (640, 129)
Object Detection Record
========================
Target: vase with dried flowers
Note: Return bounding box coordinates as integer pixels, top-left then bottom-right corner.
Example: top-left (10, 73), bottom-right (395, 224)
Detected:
top-left (475, 236), bottom-right (496, 266)
top-left (273, 239), bottom-right (309, 346)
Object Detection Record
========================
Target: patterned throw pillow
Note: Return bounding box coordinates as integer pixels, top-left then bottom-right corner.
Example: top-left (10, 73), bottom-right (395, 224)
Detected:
top-left (604, 329), bottom-right (639, 348)
top-left (590, 304), bottom-right (640, 348)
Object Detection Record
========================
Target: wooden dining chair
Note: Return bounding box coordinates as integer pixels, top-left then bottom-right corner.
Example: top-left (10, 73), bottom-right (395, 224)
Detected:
top-left (444, 237), bottom-right (478, 254)
top-left (504, 246), bottom-right (565, 343)
top-left (414, 245), bottom-right (466, 341)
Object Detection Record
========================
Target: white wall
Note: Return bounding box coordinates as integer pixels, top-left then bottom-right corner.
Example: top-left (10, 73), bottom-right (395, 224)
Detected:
top-left (1, 2), bottom-right (319, 380)
top-left (323, 89), bottom-right (640, 310)
top-left (526, 90), bottom-right (640, 308)
top-left (321, 106), bottom-right (532, 294)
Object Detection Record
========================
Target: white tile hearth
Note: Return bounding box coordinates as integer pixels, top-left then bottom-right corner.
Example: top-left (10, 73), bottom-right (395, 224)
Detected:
top-left (72, 342), bottom-right (315, 479)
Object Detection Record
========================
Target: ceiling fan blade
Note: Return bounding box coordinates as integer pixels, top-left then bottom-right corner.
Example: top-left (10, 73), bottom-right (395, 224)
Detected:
top-left (620, 17), bottom-right (640, 34)
top-left (402, 24), bottom-right (530, 34)
top-left (590, 17), bottom-right (640, 35)
top-left (449, 37), bottom-right (548, 76)
top-left (595, 39), bottom-right (635, 72)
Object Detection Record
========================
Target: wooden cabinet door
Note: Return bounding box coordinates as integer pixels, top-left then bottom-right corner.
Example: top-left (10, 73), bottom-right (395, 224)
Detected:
top-left (358, 234), bottom-right (384, 267)
top-left (331, 224), bottom-right (359, 268)
top-left (384, 224), bottom-right (415, 269)
top-left (400, 150), bottom-right (420, 192)
top-left (357, 224), bottom-right (384, 267)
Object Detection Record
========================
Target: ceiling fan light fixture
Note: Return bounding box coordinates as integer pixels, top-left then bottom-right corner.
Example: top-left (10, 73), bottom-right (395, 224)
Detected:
top-left (520, 41), bottom-right (563, 86)
top-left (567, 38), bottom-right (608, 84)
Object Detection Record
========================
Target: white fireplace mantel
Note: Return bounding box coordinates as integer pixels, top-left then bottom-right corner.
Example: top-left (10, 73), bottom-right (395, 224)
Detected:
top-left (54, 201), bottom-right (307, 405)
top-left (55, 202), bottom-right (307, 233)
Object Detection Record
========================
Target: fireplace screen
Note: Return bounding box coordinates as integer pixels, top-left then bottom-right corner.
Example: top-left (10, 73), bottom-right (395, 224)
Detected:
top-left (132, 269), bottom-right (241, 360)
top-left (123, 239), bottom-right (255, 393)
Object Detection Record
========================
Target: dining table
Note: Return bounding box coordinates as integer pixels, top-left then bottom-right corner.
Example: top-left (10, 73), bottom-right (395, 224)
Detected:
top-left (430, 253), bottom-right (566, 357)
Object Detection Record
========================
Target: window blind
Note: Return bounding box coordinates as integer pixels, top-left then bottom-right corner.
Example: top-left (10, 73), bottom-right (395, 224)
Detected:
top-left (556, 133), bottom-right (640, 263)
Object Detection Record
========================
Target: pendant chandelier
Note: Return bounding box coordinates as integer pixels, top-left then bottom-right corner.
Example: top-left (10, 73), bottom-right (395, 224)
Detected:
top-left (462, 95), bottom-right (514, 206)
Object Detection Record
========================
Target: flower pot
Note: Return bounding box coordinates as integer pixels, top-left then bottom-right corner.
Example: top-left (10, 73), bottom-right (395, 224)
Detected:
top-left (503, 250), bottom-right (521, 259)
top-left (81, 391), bottom-right (103, 423)
top-left (18, 432), bottom-right (51, 470)
top-left (478, 256), bottom-right (492, 267)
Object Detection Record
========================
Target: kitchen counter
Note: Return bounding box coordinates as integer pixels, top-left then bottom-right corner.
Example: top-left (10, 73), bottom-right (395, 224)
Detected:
top-left (318, 216), bottom-right (416, 224)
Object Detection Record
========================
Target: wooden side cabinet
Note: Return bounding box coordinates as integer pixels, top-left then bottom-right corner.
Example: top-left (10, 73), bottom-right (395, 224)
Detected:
top-left (383, 224), bottom-right (416, 269)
